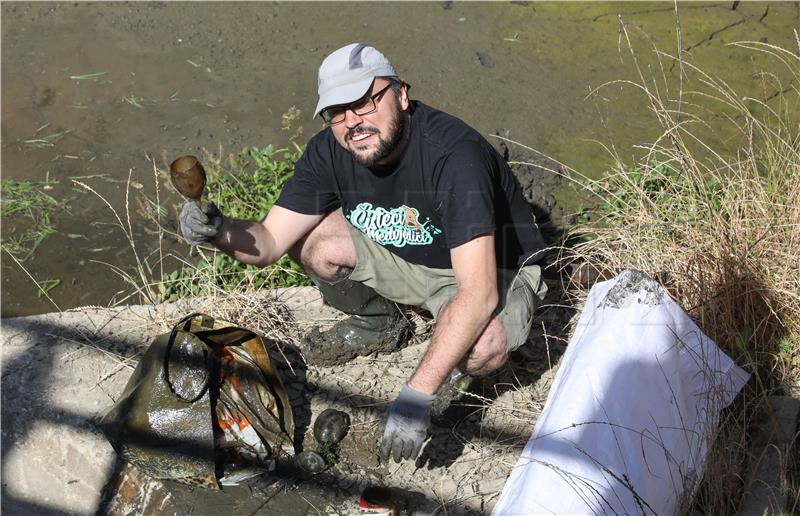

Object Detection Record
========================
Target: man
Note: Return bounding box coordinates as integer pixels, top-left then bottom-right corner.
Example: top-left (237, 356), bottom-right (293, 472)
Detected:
top-left (179, 43), bottom-right (548, 464)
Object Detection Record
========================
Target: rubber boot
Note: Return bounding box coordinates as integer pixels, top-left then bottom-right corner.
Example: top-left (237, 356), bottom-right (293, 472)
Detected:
top-left (302, 278), bottom-right (411, 366)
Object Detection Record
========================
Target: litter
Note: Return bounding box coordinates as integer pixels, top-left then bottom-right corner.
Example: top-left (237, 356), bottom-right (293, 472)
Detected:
top-left (100, 313), bottom-right (295, 489)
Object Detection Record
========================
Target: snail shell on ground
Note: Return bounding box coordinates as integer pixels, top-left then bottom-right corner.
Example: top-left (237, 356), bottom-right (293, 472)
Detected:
top-left (313, 409), bottom-right (351, 445)
top-left (295, 451), bottom-right (326, 474)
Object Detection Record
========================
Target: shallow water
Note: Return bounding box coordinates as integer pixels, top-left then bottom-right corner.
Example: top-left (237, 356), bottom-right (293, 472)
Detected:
top-left (2, 2), bottom-right (798, 316)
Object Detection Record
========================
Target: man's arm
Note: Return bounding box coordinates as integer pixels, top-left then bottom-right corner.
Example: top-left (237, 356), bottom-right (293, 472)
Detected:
top-left (378, 232), bottom-right (499, 463)
top-left (213, 205), bottom-right (324, 267)
top-left (408, 232), bottom-right (499, 395)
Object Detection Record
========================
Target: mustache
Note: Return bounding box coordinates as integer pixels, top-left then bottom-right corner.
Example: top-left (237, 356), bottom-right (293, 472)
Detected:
top-left (346, 126), bottom-right (379, 141)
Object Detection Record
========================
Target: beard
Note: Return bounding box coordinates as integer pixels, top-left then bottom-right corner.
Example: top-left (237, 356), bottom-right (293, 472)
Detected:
top-left (345, 103), bottom-right (407, 168)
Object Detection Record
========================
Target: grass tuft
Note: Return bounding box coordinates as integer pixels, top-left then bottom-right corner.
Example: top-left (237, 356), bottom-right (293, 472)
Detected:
top-left (572, 36), bottom-right (800, 384)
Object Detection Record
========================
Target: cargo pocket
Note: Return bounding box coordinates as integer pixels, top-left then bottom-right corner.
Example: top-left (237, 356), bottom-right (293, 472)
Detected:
top-left (500, 276), bottom-right (537, 352)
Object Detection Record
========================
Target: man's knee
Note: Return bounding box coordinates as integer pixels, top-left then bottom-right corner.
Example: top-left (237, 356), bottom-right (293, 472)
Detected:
top-left (288, 211), bottom-right (356, 280)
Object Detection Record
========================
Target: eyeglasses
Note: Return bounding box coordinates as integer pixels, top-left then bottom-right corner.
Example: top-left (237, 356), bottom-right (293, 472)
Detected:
top-left (320, 83), bottom-right (393, 125)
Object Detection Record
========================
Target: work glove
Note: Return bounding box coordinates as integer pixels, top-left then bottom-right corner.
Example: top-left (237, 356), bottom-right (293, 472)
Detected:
top-left (179, 201), bottom-right (223, 246)
top-left (379, 384), bottom-right (436, 463)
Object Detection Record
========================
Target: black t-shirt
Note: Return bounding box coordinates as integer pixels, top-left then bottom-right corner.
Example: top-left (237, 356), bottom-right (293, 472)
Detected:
top-left (276, 101), bottom-right (546, 269)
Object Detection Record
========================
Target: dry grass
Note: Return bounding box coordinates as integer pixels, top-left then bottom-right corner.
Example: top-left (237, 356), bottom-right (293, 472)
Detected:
top-left (572, 32), bottom-right (800, 386)
top-left (558, 27), bottom-right (800, 513)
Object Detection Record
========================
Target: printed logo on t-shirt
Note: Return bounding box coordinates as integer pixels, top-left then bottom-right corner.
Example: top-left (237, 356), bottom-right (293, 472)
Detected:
top-left (347, 202), bottom-right (442, 248)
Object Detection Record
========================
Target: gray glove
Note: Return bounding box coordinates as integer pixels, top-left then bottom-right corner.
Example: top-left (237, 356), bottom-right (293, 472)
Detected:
top-left (379, 384), bottom-right (436, 463)
top-left (179, 201), bottom-right (223, 246)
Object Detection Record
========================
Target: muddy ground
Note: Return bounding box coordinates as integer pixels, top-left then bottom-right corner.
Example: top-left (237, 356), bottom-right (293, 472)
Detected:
top-left (3, 2), bottom-right (799, 316)
top-left (5, 281), bottom-right (799, 515)
top-left (1, 285), bottom-right (575, 515)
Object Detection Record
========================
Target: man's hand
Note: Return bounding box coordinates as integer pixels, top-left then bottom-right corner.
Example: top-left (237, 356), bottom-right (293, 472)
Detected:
top-left (179, 201), bottom-right (223, 246)
top-left (379, 384), bottom-right (436, 463)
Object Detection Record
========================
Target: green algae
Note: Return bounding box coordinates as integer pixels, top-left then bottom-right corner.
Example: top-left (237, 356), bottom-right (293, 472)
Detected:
top-left (485, 2), bottom-right (800, 178)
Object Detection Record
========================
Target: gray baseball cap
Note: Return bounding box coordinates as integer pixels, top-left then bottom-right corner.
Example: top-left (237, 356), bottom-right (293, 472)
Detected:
top-left (314, 43), bottom-right (397, 118)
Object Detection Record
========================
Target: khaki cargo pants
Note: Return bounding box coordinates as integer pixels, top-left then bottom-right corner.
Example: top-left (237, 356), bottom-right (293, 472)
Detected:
top-left (345, 224), bottom-right (547, 351)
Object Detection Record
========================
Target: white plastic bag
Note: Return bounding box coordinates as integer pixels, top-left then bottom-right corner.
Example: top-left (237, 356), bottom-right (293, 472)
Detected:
top-left (493, 270), bottom-right (749, 515)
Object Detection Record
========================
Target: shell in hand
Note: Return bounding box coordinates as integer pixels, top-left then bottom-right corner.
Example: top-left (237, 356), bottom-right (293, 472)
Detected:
top-left (169, 155), bottom-right (206, 201)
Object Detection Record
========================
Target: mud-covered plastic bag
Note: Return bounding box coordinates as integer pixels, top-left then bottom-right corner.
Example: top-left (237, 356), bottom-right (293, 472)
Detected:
top-left (100, 313), bottom-right (295, 490)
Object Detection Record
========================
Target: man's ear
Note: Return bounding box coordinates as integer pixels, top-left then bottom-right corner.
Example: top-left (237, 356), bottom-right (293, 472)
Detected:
top-left (398, 83), bottom-right (410, 110)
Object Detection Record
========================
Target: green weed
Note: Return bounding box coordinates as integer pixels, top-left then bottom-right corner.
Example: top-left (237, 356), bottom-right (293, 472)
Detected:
top-left (23, 129), bottom-right (73, 149)
top-left (69, 71), bottom-right (106, 81)
top-left (1, 179), bottom-right (59, 217)
top-left (779, 338), bottom-right (799, 368)
top-left (35, 278), bottom-right (61, 298)
top-left (151, 110), bottom-right (311, 303)
top-left (121, 93), bottom-right (145, 109)
top-left (1, 179), bottom-right (65, 260)
top-left (735, 325), bottom-right (756, 368)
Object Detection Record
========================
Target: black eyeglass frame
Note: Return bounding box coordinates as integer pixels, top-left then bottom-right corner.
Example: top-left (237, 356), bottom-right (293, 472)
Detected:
top-left (320, 83), bottom-right (394, 125)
